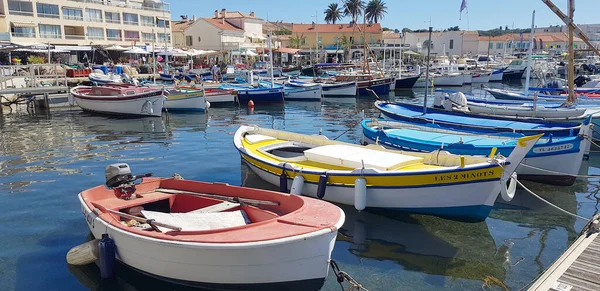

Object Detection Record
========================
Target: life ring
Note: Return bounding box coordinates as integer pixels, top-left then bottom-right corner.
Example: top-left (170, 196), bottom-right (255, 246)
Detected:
top-left (501, 172), bottom-right (517, 202)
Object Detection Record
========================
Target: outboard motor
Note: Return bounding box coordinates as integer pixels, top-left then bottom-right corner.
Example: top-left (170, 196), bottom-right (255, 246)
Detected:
top-left (121, 73), bottom-right (131, 84)
top-left (574, 75), bottom-right (591, 87)
top-left (105, 163), bottom-right (153, 199)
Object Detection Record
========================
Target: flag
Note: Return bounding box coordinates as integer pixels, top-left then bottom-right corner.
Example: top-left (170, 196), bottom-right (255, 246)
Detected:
top-left (459, 0), bottom-right (467, 20)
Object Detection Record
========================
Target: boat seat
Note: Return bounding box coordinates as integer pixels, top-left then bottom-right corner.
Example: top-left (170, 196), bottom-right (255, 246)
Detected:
top-left (141, 210), bottom-right (249, 232)
top-left (245, 134), bottom-right (276, 144)
top-left (304, 144), bottom-right (424, 171)
top-left (188, 201), bottom-right (240, 213)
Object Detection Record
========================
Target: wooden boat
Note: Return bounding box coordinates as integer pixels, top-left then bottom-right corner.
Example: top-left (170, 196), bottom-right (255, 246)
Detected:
top-left (71, 85), bottom-right (167, 117)
top-left (361, 118), bottom-right (592, 186)
top-left (164, 88), bottom-right (208, 112)
top-left (375, 101), bottom-right (584, 137)
top-left (335, 74), bottom-right (392, 95)
top-left (314, 80), bottom-right (357, 97)
top-left (394, 74), bottom-right (421, 89)
top-left (466, 100), bottom-right (586, 118)
top-left (79, 164), bottom-right (344, 290)
top-left (220, 83), bottom-right (284, 104)
top-left (204, 88), bottom-right (237, 104)
top-left (282, 81), bottom-right (322, 101)
top-left (88, 73), bottom-right (122, 84)
top-left (234, 125), bottom-right (541, 221)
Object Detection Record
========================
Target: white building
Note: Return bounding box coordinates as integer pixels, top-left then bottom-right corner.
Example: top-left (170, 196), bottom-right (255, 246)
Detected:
top-left (402, 30), bottom-right (479, 57)
top-left (0, 0), bottom-right (172, 47)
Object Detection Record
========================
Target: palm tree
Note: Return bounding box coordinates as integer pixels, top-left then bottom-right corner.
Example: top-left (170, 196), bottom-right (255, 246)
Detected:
top-left (365, 0), bottom-right (387, 23)
top-left (289, 34), bottom-right (307, 49)
top-left (343, 0), bottom-right (365, 21)
top-left (324, 3), bottom-right (343, 24)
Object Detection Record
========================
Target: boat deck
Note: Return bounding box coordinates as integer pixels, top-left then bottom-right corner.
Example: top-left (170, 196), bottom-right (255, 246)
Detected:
top-left (529, 215), bottom-right (600, 291)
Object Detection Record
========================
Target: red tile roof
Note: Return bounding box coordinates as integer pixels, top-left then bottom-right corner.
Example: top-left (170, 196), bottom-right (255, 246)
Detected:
top-left (292, 23), bottom-right (382, 34)
top-left (172, 20), bottom-right (194, 32)
top-left (478, 33), bottom-right (582, 42)
top-left (211, 11), bottom-right (262, 20)
top-left (202, 18), bottom-right (244, 32)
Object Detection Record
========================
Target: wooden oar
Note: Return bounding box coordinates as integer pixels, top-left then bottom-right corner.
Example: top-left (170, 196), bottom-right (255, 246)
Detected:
top-left (93, 205), bottom-right (182, 232)
top-left (155, 188), bottom-right (280, 206)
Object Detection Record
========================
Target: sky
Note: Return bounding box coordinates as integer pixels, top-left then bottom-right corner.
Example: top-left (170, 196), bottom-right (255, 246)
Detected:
top-left (168, 0), bottom-right (598, 31)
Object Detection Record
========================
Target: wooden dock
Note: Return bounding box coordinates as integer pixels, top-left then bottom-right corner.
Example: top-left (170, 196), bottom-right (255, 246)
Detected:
top-left (529, 215), bottom-right (600, 291)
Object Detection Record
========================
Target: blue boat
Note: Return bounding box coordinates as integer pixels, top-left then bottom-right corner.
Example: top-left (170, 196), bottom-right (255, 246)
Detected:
top-left (375, 101), bottom-right (584, 137)
top-left (361, 118), bottom-right (592, 186)
top-left (220, 83), bottom-right (284, 104)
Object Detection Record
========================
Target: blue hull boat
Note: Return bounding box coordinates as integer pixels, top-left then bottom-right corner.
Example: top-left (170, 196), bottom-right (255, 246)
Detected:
top-left (357, 78), bottom-right (392, 96)
top-left (220, 84), bottom-right (284, 104)
top-left (361, 118), bottom-right (591, 186)
top-left (375, 101), bottom-right (584, 137)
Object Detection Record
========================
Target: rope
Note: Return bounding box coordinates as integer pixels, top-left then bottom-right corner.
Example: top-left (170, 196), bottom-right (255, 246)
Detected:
top-left (330, 260), bottom-right (369, 291)
top-left (515, 179), bottom-right (590, 222)
top-left (519, 163), bottom-right (600, 178)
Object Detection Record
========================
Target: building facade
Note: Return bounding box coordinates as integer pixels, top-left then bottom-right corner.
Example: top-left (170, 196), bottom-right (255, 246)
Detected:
top-left (290, 22), bottom-right (383, 49)
top-left (0, 0), bottom-right (172, 46)
top-left (400, 30), bottom-right (479, 57)
top-left (477, 33), bottom-right (586, 56)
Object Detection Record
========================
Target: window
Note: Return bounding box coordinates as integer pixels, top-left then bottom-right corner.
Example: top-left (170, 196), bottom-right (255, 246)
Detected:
top-left (8, 1), bottom-right (33, 16)
top-left (449, 39), bottom-right (454, 50)
top-left (142, 32), bottom-right (155, 42)
top-left (185, 35), bottom-right (192, 46)
top-left (318, 37), bottom-right (322, 48)
top-left (107, 29), bottom-right (121, 40)
top-left (11, 27), bottom-right (35, 38)
top-left (105, 12), bottom-right (120, 24)
top-left (86, 8), bottom-right (102, 22)
top-left (489, 43), bottom-right (493, 49)
top-left (124, 30), bottom-right (139, 41)
top-left (141, 15), bottom-right (154, 26)
top-left (39, 24), bottom-right (61, 38)
top-left (496, 43), bottom-right (503, 49)
top-left (123, 13), bottom-right (139, 25)
top-left (158, 33), bottom-right (170, 43)
top-left (37, 3), bottom-right (59, 18)
top-left (157, 19), bottom-right (169, 28)
top-left (63, 8), bottom-right (83, 21)
top-left (88, 27), bottom-right (104, 40)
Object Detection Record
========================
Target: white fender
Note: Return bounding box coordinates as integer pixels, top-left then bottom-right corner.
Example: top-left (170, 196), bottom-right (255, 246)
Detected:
top-left (290, 175), bottom-right (304, 195)
top-left (501, 172), bottom-right (517, 202)
top-left (354, 177), bottom-right (367, 211)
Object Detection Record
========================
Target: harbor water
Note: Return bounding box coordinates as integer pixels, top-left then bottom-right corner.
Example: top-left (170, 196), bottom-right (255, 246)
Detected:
top-left (1, 81), bottom-right (599, 291)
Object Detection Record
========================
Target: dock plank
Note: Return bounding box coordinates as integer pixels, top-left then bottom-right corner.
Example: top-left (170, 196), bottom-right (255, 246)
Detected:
top-left (529, 216), bottom-right (600, 291)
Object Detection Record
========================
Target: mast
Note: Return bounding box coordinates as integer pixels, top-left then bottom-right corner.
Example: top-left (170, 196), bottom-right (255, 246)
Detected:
top-left (486, 35), bottom-right (491, 69)
top-left (152, 29), bottom-right (156, 83)
top-left (567, 0), bottom-right (575, 103)
top-left (423, 26), bottom-right (433, 114)
top-left (524, 10), bottom-right (536, 96)
top-left (268, 30), bottom-right (274, 88)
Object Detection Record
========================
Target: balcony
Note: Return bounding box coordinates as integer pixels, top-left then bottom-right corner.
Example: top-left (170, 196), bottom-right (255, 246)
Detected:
top-left (37, 13), bottom-right (60, 19)
top-left (63, 15), bottom-right (83, 21)
top-left (141, 22), bottom-right (155, 27)
top-left (107, 36), bottom-right (122, 41)
top-left (9, 10), bottom-right (33, 16)
top-left (40, 33), bottom-right (62, 39)
top-left (88, 35), bottom-right (104, 40)
top-left (11, 32), bottom-right (36, 38)
top-left (106, 19), bottom-right (120, 24)
top-left (65, 34), bottom-right (86, 40)
top-left (87, 18), bottom-right (103, 23)
top-left (67, 0), bottom-right (170, 12)
top-left (123, 21), bottom-right (139, 26)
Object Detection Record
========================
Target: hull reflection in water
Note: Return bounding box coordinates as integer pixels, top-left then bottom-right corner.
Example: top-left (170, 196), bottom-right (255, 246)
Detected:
top-left (77, 113), bottom-right (169, 142)
top-left (240, 162), bottom-right (508, 288)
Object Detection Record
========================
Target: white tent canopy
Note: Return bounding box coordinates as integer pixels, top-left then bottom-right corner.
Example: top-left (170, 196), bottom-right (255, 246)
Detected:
top-left (105, 45), bottom-right (128, 51)
top-left (186, 49), bottom-right (218, 56)
top-left (232, 50), bottom-right (258, 57)
top-left (124, 47), bottom-right (150, 54)
top-left (156, 48), bottom-right (190, 57)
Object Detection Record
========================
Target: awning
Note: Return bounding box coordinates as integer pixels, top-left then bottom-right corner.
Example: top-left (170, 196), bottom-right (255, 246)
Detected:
top-left (11, 22), bottom-right (37, 28)
top-left (275, 48), bottom-right (301, 54)
top-left (54, 45), bottom-right (92, 51)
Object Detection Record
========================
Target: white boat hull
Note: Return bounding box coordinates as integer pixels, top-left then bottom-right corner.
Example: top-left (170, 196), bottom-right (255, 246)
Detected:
top-left (414, 74), bottom-right (464, 87)
top-left (489, 70), bottom-right (504, 82)
top-left (206, 93), bottom-right (235, 104)
top-left (463, 73), bottom-right (472, 84)
top-left (285, 86), bottom-right (322, 101)
top-left (89, 73), bottom-right (122, 84)
top-left (164, 94), bottom-right (207, 112)
top-left (471, 72), bottom-right (492, 83)
top-left (80, 196), bottom-right (340, 288)
top-left (74, 94), bottom-right (165, 117)
top-left (245, 161), bottom-right (502, 218)
top-left (322, 82), bottom-right (357, 97)
top-left (467, 102), bottom-right (587, 118)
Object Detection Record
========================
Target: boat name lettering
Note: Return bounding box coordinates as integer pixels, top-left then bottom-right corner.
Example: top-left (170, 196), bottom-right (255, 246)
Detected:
top-left (532, 144), bottom-right (573, 153)
top-left (83, 207), bottom-right (95, 228)
top-left (434, 170), bottom-right (495, 182)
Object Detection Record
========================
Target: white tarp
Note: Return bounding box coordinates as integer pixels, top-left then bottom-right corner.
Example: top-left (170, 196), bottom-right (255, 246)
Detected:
top-left (141, 210), bottom-right (248, 232)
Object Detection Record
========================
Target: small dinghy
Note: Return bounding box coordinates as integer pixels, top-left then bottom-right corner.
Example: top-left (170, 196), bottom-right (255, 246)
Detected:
top-left (88, 72), bottom-right (123, 84)
top-left (71, 84), bottom-right (167, 117)
top-left (77, 164), bottom-right (344, 290)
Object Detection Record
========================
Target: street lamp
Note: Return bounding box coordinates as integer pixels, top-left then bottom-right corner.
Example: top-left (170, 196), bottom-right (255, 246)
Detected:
top-left (311, 10), bottom-right (319, 63)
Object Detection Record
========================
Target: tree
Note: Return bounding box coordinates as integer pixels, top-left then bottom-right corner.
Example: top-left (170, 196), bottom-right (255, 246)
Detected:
top-left (365, 0), bottom-right (387, 23)
top-left (402, 27), bottom-right (413, 33)
top-left (447, 26), bottom-right (460, 31)
top-left (343, 0), bottom-right (365, 21)
top-left (337, 35), bottom-right (353, 62)
top-left (289, 34), bottom-right (307, 49)
top-left (324, 3), bottom-right (343, 24)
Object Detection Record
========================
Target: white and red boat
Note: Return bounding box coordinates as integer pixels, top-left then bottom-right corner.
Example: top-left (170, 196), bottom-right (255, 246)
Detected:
top-left (71, 84), bottom-right (167, 117)
top-left (204, 88), bottom-right (238, 104)
top-left (78, 164), bottom-right (345, 290)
